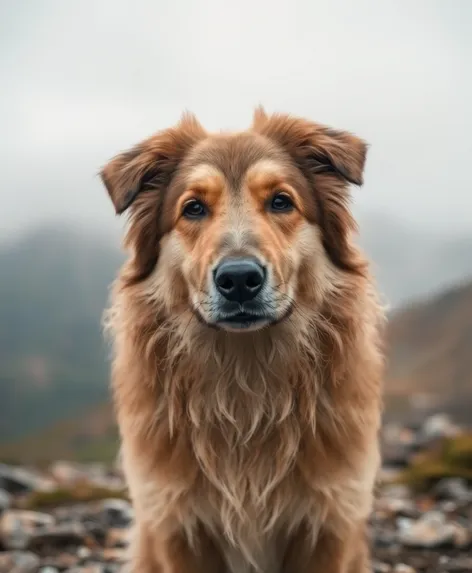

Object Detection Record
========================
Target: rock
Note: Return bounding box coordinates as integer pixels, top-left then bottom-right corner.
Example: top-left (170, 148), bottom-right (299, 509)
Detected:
top-left (393, 565), bottom-right (416, 573)
top-left (49, 462), bottom-right (125, 493)
top-left (27, 523), bottom-right (89, 553)
top-left (97, 499), bottom-right (133, 528)
top-left (39, 567), bottom-right (59, 573)
top-left (0, 550), bottom-right (40, 573)
top-left (0, 510), bottom-right (55, 550)
top-left (439, 500), bottom-right (459, 514)
top-left (450, 521), bottom-right (471, 549)
top-left (82, 520), bottom-right (107, 546)
top-left (444, 556), bottom-right (472, 572)
top-left (77, 546), bottom-right (92, 560)
top-left (398, 511), bottom-right (462, 549)
top-left (433, 478), bottom-right (472, 502)
top-left (373, 560), bottom-right (392, 573)
top-left (418, 414), bottom-right (461, 445)
top-left (372, 529), bottom-right (397, 548)
top-left (0, 464), bottom-right (39, 495)
top-left (106, 527), bottom-right (130, 548)
top-left (49, 461), bottom-right (86, 485)
top-left (380, 484), bottom-right (412, 500)
top-left (0, 489), bottom-right (11, 513)
top-left (39, 553), bottom-right (80, 570)
top-left (102, 547), bottom-right (127, 562)
top-left (375, 498), bottom-right (418, 518)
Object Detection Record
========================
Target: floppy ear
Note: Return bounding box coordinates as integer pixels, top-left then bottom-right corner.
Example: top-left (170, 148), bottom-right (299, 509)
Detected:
top-left (253, 108), bottom-right (368, 274)
top-left (252, 107), bottom-right (367, 186)
top-left (100, 112), bottom-right (206, 215)
top-left (100, 113), bottom-right (206, 285)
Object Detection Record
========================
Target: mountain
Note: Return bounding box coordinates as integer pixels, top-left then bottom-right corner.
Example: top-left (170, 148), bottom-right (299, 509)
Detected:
top-left (0, 225), bottom-right (123, 442)
top-left (357, 212), bottom-right (472, 307)
top-left (384, 279), bottom-right (472, 424)
top-left (0, 219), bottom-right (470, 458)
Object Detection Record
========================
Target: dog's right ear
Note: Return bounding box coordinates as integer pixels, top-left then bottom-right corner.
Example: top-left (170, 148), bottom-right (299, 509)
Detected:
top-left (100, 113), bottom-right (206, 215)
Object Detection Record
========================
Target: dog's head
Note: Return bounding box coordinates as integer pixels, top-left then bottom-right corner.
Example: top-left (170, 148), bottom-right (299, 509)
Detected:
top-left (101, 108), bottom-right (367, 332)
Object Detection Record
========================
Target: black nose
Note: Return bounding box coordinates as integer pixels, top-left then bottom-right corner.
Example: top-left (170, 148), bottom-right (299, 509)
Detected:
top-left (214, 257), bottom-right (266, 303)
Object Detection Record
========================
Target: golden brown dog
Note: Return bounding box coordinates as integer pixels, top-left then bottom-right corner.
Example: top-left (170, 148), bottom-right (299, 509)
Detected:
top-left (101, 108), bottom-right (384, 573)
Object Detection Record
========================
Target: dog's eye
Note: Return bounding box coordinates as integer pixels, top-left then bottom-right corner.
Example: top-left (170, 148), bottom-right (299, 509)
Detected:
top-left (269, 192), bottom-right (294, 213)
top-left (182, 199), bottom-right (208, 219)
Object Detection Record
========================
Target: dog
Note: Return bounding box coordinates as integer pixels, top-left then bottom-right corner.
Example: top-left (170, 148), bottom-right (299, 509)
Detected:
top-left (101, 108), bottom-right (384, 573)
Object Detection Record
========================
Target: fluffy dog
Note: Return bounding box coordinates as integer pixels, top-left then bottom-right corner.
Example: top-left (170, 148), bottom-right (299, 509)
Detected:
top-left (101, 108), bottom-right (384, 573)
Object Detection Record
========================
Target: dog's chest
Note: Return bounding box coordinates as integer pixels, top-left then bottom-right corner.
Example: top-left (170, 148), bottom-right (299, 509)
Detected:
top-left (186, 436), bottom-right (322, 573)
top-left (218, 535), bottom-right (287, 573)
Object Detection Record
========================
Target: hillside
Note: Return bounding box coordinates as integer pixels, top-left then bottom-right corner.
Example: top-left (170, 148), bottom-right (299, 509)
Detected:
top-left (384, 279), bottom-right (472, 424)
top-left (0, 225), bottom-right (123, 442)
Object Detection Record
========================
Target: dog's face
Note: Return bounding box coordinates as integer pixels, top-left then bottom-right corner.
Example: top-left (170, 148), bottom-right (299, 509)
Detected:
top-left (101, 109), bottom-right (367, 332)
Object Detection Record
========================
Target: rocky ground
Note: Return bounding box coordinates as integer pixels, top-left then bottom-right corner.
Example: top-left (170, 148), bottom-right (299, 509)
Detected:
top-left (1, 414), bottom-right (471, 573)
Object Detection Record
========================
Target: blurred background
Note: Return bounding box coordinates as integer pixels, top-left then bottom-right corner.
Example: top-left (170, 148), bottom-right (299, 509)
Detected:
top-left (0, 1), bottom-right (471, 571)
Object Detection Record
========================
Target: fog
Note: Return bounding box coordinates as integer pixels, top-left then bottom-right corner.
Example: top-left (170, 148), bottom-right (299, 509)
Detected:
top-left (1, 0), bottom-right (471, 240)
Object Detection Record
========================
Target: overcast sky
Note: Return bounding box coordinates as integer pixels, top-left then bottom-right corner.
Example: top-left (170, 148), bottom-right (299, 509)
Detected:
top-left (0, 0), bottom-right (471, 240)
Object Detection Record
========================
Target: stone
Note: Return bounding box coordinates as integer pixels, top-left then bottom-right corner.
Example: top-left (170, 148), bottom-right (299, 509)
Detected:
top-left (398, 511), bottom-right (457, 549)
top-left (433, 478), bottom-right (472, 502)
top-left (102, 547), bottom-right (127, 563)
top-left (49, 461), bottom-right (86, 485)
top-left (450, 521), bottom-right (471, 549)
top-left (393, 565), bottom-right (416, 573)
top-left (420, 414), bottom-right (461, 440)
top-left (77, 546), bottom-right (92, 560)
top-left (39, 553), bottom-right (80, 570)
top-left (0, 510), bottom-right (55, 550)
top-left (106, 527), bottom-right (130, 548)
top-left (97, 499), bottom-right (133, 528)
top-left (373, 560), bottom-right (392, 573)
top-left (0, 550), bottom-right (40, 573)
top-left (0, 489), bottom-right (11, 513)
top-left (444, 556), bottom-right (472, 572)
top-left (0, 464), bottom-right (38, 495)
top-left (28, 523), bottom-right (89, 553)
top-left (375, 497), bottom-right (418, 518)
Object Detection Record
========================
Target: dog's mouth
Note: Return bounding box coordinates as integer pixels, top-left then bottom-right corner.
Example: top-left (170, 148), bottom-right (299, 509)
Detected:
top-left (217, 311), bottom-right (269, 330)
top-left (193, 303), bottom-right (294, 333)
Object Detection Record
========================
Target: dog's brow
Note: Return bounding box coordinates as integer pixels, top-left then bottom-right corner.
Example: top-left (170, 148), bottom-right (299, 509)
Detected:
top-left (246, 159), bottom-right (287, 188)
top-left (186, 163), bottom-right (225, 189)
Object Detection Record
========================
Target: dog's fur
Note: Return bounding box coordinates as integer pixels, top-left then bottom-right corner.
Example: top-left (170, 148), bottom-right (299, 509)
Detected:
top-left (101, 108), bottom-right (384, 573)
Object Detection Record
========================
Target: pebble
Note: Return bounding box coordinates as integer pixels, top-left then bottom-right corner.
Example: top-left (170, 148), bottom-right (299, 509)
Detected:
top-left (97, 499), bottom-right (133, 528)
top-left (0, 550), bottom-right (40, 573)
top-left (1, 510), bottom-right (55, 550)
top-left (398, 511), bottom-right (458, 549)
top-left (393, 565), bottom-right (416, 573)
top-left (433, 478), bottom-right (472, 502)
top-left (0, 465), bottom-right (37, 495)
top-left (105, 527), bottom-right (130, 548)
top-left (0, 489), bottom-right (11, 514)
top-left (373, 561), bottom-right (392, 573)
top-left (27, 523), bottom-right (88, 553)
top-left (443, 556), bottom-right (472, 572)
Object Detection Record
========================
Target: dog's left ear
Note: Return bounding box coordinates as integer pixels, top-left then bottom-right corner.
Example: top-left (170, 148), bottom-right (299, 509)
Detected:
top-left (252, 107), bottom-right (367, 186)
top-left (253, 108), bottom-right (368, 275)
